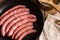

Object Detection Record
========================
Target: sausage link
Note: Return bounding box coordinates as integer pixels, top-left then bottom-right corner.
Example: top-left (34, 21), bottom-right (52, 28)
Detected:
top-left (5, 13), bottom-right (29, 33)
top-left (12, 22), bottom-right (33, 39)
top-left (28, 14), bottom-right (36, 19)
top-left (28, 18), bottom-right (36, 22)
top-left (0, 8), bottom-right (29, 25)
top-left (7, 16), bottom-right (36, 36)
top-left (28, 14), bottom-right (36, 22)
top-left (0, 5), bottom-right (26, 20)
top-left (6, 14), bottom-right (36, 33)
top-left (17, 29), bottom-right (37, 40)
top-left (7, 17), bottom-right (36, 36)
top-left (1, 12), bottom-right (29, 37)
top-left (14, 25), bottom-right (33, 39)
top-left (7, 18), bottom-right (29, 36)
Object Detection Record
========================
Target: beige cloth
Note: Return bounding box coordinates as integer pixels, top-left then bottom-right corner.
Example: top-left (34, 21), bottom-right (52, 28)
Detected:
top-left (39, 12), bottom-right (60, 40)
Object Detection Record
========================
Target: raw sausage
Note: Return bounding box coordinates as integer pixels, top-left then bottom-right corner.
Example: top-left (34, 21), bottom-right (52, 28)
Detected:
top-left (27, 14), bottom-right (36, 19)
top-left (12, 22), bottom-right (33, 39)
top-left (0, 8), bottom-right (29, 25)
top-left (5, 14), bottom-right (36, 33)
top-left (17, 29), bottom-right (37, 40)
top-left (14, 25), bottom-right (33, 39)
top-left (7, 18), bottom-right (36, 36)
top-left (0, 5), bottom-right (26, 25)
top-left (0, 5), bottom-right (26, 20)
top-left (0, 5), bottom-right (37, 40)
top-left (1, 11), bottom-right (29, 36)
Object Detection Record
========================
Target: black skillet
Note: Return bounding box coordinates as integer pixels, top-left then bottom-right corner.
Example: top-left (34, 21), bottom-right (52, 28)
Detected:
top-left (0, 0), bottom-right (44, 40)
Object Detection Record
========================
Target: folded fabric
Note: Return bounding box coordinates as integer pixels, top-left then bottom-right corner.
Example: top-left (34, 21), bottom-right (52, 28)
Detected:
top-left (39, 11), bottom-right (60, 40)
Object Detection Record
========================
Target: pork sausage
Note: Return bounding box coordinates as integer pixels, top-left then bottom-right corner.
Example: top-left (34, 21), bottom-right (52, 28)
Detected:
top-left (1, 11), bottom-right (29, 36)
top-left (7, 18), bottom-right (36, 36)
top-left (17, 29), bottom-right (37, 40)
top-left (6, 14), bottom-right (36, 33)
top-left (12, 22), bottom-right (33, 39)
top-left (14, 25), bottom-right (33, 39)
top-left (0, 5), bottom-right (26, 20)
top-left (0, 8), bottom-right (29, 25)
top-left (5, 13), bottom-right (29, 33)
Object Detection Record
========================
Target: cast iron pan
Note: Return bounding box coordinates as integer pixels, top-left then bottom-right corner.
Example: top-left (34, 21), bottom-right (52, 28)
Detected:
top-left (0, 0), bottom-right (44, 40)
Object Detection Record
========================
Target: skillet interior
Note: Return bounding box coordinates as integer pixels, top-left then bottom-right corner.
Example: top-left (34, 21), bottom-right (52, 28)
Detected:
top-left (0, 0), bottom-right (44, 40)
